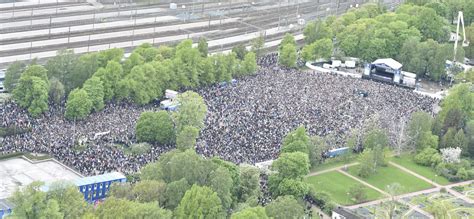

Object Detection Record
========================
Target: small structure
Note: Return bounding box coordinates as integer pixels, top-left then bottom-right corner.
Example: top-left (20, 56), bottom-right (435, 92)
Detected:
top-left (169, 3), bottom-right (177, 10)
top-left (332, 207), bottom-right (365, 219)
top-left (0, 199), bottom-right (13, 219)
top-left (160, 99), bottom-right (179, 111)
top-left (325, 147), bottom-right (350, 158)
top-left (165, 89), bottom-right (178, 100)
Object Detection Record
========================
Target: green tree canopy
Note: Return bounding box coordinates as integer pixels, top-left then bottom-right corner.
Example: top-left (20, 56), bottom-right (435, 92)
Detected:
top-left (4, 61), bottom-right (26, 91)
top-left (265, 195), bottom-right (305, 219)
top-left (82, 76), bottom-right (105, 112)
top-left (197, 37), bottom-right (208, 58)
top-left (278, 44), bottom-right (297, 68)
top-left (176, 125), bottom-right (200, 151)
top-left (231, 206), bottom-right (268, 219)
top-left (174, 185), bottom-right (225, 219)
top-left (271, 152), bottom-right (310, 179)
top-left (65, 88), bottom-right (92, 120)
top-left (173, 91), bottom-right (208, 132)
top-left (135, 111), bottom-right (175, 145)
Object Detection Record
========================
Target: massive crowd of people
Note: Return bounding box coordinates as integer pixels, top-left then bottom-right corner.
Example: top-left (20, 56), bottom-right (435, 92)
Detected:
top-left (0, 53), bottom-right (437, 176)
top-left (197, 53), bottom-right (438, 164)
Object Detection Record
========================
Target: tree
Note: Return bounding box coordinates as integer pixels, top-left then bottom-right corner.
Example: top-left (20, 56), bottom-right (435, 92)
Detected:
top-left (70, 52), bottom-right (100, 92)
top-left (174, 185), bottom-right (225, 219)
top-left (278, 44), bottom-right (297, 68)
top-left (465, 120), bottom-right (474, 158)
top-left (426, 200), bottom-right (453, 219)
top-left (174, 39), bottom-right (201, 88)
top-left (406, 111), bottom-right (435, 152)
top-left (238, 165), bottom-right (261, 203)
top-left (279, 33), bottom-right (296, 50)
top-left (282, 126), bottom-right (310, 149)
top-left (197, 37), bottom-right (208, 58)
top-left (173, 91), bottom-right (208, 132)
top-left (48, 77), bottom-right (65, 105)
top-left (303, 20), bottom-right (333, 44)
top-left (265, 195), bottom-right (305, 219)
top-left (348, 185), bottom-right (367, 203)
top-left (232, 44), bottom-right (248, 60)
top-left (414, 147), bottom-right (441, 166)
top-left (132, 180), bottom-right (167, 203)
top-left (4, 61), bottom-right (26, 91)
top-left (275, 178), bottom-right (309, 198)
top-left (45, 49), bottom-right (78, 91)
top-left (176, 125), bottom-right (199, 151)
top-left (441, 127), bottom-right (457, 149)
top-left (357, 146), bottom-right (387, 177)
top-left (385, 183), bottom-right (403, 218)
top-left (441, 147), bottom-right (462, 163)
top-left (94, 61), bottom-right (123, 101)
top-left (47, 181), bottom-right (88, 218)
top-left (82, 76), bottom-right (105, 112)
top-left (208, 166), bottom-right (234, 210)
top-left (163, 178), bottom-right (190, 210)
top-left (65, 88), bottom-right (92, 120)
top-left (250, 35), bottom-right (265, 57)
top-left (241, 52), bottom-right (258, 76)
top-left (198, 57), bottom-right (216, 86)
top-left (271, 152), bottom-right (310, 179)
top-left (231, 207), bottom-right (268, 219)
top-left (135, 111), bottom-right (175, 145)
top-left (308, 136), bottom-right (327, 167)
top-left (95, 197), bottom-right (172, 219)
top-left (363, 128), bottom-right (389, 149)
top-left (302, 38), bottom-right (333, 61)
top-left (454, 129), bottom-right (468, 152)
top-left (13, 76), bottom-right (49, 117)
top-left (9, 181), bottom-right (56, 219)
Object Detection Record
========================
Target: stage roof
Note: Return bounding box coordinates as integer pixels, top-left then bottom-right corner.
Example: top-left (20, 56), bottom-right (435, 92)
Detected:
top-left (372, 58), bottom-right (402, 70)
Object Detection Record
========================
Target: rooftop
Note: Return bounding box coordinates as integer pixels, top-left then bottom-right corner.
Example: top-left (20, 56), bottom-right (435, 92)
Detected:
top-left (0, 157), bottom-right (81, 199)
top-left (372, 58), bottom-right (403, 70)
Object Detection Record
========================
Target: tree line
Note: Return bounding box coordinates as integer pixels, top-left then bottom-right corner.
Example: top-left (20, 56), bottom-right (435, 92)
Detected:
top-left (5, 38), bottom-right (258, 119)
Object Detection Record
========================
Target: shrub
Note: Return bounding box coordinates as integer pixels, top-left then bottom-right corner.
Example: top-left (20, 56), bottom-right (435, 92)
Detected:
top-left (414, 148), bottom-right (439, 166)
top-left (130, 143), bottom-right (152, 155)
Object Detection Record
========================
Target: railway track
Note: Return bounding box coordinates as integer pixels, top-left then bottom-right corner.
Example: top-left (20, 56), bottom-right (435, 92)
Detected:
top-left (0, 0), bottom-right (399, 68)
top-left (1, 0), bottom-right (331, 46)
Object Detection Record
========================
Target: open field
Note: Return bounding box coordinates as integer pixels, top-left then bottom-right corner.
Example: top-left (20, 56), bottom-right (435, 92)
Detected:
top-left (346, 164), bottom-right (433, 194)
top-left (305, 171), bottom-right (384, 205)
top-left (391, 155), bottom-right (451, 185)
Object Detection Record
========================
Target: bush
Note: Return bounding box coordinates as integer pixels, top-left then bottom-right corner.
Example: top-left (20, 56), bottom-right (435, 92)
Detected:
top-left (130, 143), bottom-right (152, 155)
top-left (414, 148), bottom-right (439, 166)
top-left (306, 188), bottom-right (334, 214)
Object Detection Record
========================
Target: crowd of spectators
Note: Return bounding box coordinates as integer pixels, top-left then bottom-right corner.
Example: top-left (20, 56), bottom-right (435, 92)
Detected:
top-left (0, 53), bottom-right (437, 176)
top-left (197, 53), bottom-right (438, 164)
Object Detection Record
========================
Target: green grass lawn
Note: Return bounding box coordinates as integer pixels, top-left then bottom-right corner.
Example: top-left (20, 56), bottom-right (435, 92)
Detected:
top-left (347, 164), bottom-right (433, 194)
top-left (391, 155), bottom-right (451, 185)
top-left (305, 171), bottom-right (384, 205)
top-left (310, 154), bottom-right (358, 173)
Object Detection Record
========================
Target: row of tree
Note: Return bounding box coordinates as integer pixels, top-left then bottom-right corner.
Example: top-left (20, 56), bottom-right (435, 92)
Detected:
top-left (6, 38), bottom-right (258, 119)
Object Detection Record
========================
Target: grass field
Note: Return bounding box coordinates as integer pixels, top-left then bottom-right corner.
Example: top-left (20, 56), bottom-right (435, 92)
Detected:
top-left (305, 171), bottom-right (384, 205)
top-left (347, 164), bottom-right (434, 194)
top-left (310, 154), bottom-right (358, 173)
top-left (391, 155), bottom-right (451, 185)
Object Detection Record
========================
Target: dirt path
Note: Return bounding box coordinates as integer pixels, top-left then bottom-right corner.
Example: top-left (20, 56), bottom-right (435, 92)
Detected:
top-left (306, 162), bottom-right (359, 177)
top-left (337, 169), bottom-right (390, 196)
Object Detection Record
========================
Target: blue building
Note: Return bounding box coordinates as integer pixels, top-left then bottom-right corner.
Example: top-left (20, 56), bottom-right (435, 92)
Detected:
top-left (0, 199), bottom-right (13, 219)
top-left (75, 172), bottom-right (126, 203)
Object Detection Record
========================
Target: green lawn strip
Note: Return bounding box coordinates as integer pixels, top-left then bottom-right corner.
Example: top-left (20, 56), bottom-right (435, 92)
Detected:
top-left (305, 171), bottom-right (384, 205)
top-left (310, 154), bottom-right (358, 173)
top-left (391, 155), bottom-right (450, 185)
top-left (346, 164), bottom-right (434, 195)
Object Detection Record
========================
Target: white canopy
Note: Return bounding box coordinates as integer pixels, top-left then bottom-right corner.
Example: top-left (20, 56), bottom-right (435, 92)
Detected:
top-left (372, 58), bottom-right (402, 70)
